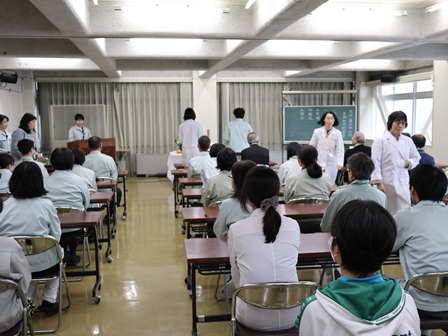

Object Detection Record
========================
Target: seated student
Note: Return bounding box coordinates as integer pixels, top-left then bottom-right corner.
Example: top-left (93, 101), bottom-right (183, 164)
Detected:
top-left (320, 153), bottom-right (387, 232)
top-left (278, 142), bottom-right (301, 185)
top-left (411, 134), bottom-right (435, 166)
top-left (241, 132), bottom-right (269, 165)
top-left (200, 143), bottom-right (225, 187)
top-left (296, 200), bottom-right (420, 335)
top-left (0, 153), bottom-right (14, 193)
top-left (284, 145), bottom-right (332, 203)
top-left (228, 166), bottom-right (301, 331)
top-left (393, 164), bottom-right (448, 323)
top-left (0, 161), bottom-right (61, 313)
top-left (201, 148), bottom-right (237, 207)
top-left (14, 139), bottom-right (49, 179)
top-left (187, 135), bottom-right (210, 178)
top-left (213, 160), bottom-right (256, 238)
top-left (71, 147), bottom-right (97, 190)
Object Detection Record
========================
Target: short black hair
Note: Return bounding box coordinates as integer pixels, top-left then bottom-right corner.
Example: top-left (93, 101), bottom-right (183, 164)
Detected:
top-left (71, 147), bottom-right (86, 165)
top-left (347, 152), bottom-right (374, 181)
top-left (387, 111), bottom-right (408, 131)
top-left (233, 107), bottom-right (245, 119)
top-left (216, 148), bottom-right (237, 171)
top-left (317, 111), bottom-right (339, 127)
top-left (74, 113), bottom-right (85, 121)
top-left (9, 161), bottom-right (48, 199)
top-left (286, 142), bottom-right (300, 160)
top-left (19, 113), bottom-right (37, 133)
top-left (88, 136), bottom-right (102, 150)
top-left (183, 108), bottom-right (196, 121)
top-left (17, 139), bottom-right (34, 155)
top-left (50, 147), bottom-right (75, 170)
top-left (411, 134), bottom-right (426, 149)
top-left (298, 145), bottom-right (322, 178)
top-left (330, 200), bottom-right (397, 277)
top-left (410, 164), bottom-right (447, 202)
top-left (209, 143), bottom-right (225, 158)
top-left (198, 135), bottom-right (211, 151)
top-left (231, 160), bottom-right (257, 200)
top-left (0, 114), bottom-right (9, 123)
top-left (0, 153), bottom-right (14, 169)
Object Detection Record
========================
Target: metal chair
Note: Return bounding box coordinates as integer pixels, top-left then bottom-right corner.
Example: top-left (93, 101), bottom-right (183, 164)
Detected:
top-left (287, 197), bottom-right (328, 204)
top-left (404, 272), bottom-right (448, 331)
top-left (0, 278), bottom-right (35, 336)
top-left (13, 236), bottom-right (71, 334)
top-left (231, 281), bottom-right (318, 336)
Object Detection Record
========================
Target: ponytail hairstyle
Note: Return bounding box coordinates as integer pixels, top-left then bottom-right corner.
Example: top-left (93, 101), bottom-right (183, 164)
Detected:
top-left (299, 145), bottom-right (322, 178)
top-left (240, 166), bottom-right (281, 243)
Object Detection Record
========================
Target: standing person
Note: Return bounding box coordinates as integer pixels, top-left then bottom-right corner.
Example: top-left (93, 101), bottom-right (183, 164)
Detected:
top-left (0, 114), bottom-right (11, 154)
top-left (10, 113), bottom-right (37, 162)
top-left (371, 111), bottom-right (420, 215)
top-left (278, 142), bottom-right (301, 185)
top-left (178, 107), bottom-right (205, 165)
top-left (223, 107), bottom-right (253, 153)
top-left (309, 111), bottom-right (344, 185)
top-left (411, 134), bottom-right (435, 166)
top-left (68, 113), bottom-right (91, 141)
top-left (228, 166), bottom-right (301, 332)
top-left (240, 132), bottom-right (269, 165)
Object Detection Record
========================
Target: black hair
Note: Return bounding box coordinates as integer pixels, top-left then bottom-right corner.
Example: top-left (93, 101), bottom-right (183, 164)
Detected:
top-left (410, 164), bottom-right (447, 202)
top-left (198, 135), bottom-right (211, 151)
top-left (74, 113), bottom-right (85, 121)
top-left (347, 152), bottom-right (374, 181)
top-left (231, 160), bottom-right (257, 200)
top-left (183, 108), bottom-right (196, 121)
top-left (88, 136), bottom-right (102, 150)
top-left (209, 143), bottom-right (225, 158)
top-left (17, 139), bottom-right (34, 155)
top-left (233, 107), bottom-right (245, 119)
top-left (50, 147), bottom-right (75, 170)
top-left (241, 166), bottom-right (281, 243)
top-left (330, 200), bottom-right (396, 277)
top-left (387, 111), bottom-right (408, 131)
top-left (317, 111), bottom-right (339, 127)
top-left (9, 161), bottom-right (48, 199)
top-left (71, 147), bottom-right (86, 165)
top-left (216, 148), bottom-right (237, 171)
top-left (286, 142), bottom-right (300, 160)
top-left (19, 113), bottom-right (37, 134)
top-left (0, 153), bottom-right (14, 169)
top-left (298, 145), bottom-right (322, 178)
top-left (411, 134), bottom-right (426, 149)
top-left (0, 114), bottom-right (9, 123)
top-left (0, 197), bottom-right (3, 213)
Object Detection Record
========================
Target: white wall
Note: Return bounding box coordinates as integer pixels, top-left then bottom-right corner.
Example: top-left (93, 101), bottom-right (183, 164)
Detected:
top-left (192, 72), bottom-right (218, 143)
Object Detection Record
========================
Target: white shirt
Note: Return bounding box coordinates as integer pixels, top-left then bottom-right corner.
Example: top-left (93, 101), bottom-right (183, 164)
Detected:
top-left (0, 168), bottom-right (12, 193)
top-left (278, 156), bottom-right (300, 185)
top-left (200, 157), bottom-right (219, 186)
top-left (187, 152), bottom-right (210, 178)
top-left (178, 119), bottom-right (205, 165)
top-left (72, 164), bottom-right (97, 190)
top-left (68, 125), bottom-right (91, 141)
top-left (14, 156), bottom-right (49, 179)
top-left (223, 118), bottom-right (253, 153)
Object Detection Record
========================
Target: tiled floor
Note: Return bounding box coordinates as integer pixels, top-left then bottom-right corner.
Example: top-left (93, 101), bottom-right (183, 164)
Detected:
top-left (30, 177), bottom-right (446, 335)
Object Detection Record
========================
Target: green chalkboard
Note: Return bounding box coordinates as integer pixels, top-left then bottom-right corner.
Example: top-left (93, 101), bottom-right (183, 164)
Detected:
top-left (283, 105), bottom-right (357, 143)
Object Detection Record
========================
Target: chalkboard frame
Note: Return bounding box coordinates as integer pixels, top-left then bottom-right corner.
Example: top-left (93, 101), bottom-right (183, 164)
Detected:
top-left (283, 105), bottom-right (357, 144)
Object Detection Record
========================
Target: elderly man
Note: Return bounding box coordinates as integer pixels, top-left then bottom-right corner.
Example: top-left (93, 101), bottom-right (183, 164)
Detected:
top-left (320, 152), bottom-right (386, 232)
top-left (240, 132), bottom-right (269, 165)
top-left (343, 131), bottom-right (371, 167)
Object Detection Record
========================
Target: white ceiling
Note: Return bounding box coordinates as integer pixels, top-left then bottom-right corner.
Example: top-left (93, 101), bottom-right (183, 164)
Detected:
top-left (0, 0), bottom-right (447, 80)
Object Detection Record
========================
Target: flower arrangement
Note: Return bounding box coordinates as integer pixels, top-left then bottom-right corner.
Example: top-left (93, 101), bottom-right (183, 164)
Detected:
top-left (175, 137), bottom-right (182, 152)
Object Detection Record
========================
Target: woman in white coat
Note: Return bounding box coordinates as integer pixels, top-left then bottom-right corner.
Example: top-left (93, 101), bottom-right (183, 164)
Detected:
top-left (309, 111), bottom-right (344, 185)
top-left (371, 111), bottom-right (420, 215)
top-left (178, 107), bottom-right (205, 165)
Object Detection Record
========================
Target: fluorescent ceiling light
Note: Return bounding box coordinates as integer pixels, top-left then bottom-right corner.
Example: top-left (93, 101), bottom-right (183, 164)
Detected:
top-left (426, 1), bottom-right (448, 13)
top-left (245, 0), bottom-right (256, 9)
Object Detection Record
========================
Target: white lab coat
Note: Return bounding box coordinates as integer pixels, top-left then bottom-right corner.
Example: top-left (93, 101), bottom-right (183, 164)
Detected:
top-left (371, 131), bottom-right (420, 215)
top-left (178, 120), bottom-right (205, 165)
top-left (309, 127), bottom-right (344, 185)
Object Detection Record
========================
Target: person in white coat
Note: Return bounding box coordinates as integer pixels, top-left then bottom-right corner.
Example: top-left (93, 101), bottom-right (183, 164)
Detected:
top-left (371, 111), bottom-right (420, 215)
top-left (178, 107), bottom-right (205, 165)
top-left (309, 111), bottom-right (344, 185)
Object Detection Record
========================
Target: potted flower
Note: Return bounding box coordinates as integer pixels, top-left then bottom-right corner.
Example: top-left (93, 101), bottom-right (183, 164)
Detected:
top-left (175, 137), bottom-right (182, 154)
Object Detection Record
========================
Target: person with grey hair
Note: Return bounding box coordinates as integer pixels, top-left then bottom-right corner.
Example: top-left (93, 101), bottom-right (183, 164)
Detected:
top-left (240, 132), bottom-right (269, 165)
top-left (343, 131), bottom-right (371, 167)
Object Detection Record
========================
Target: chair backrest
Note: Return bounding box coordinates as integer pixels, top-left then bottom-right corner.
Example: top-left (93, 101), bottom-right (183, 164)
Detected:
top-left (97, 176), bottom-right (113, 181)
top-left (56, 207), bottom-right (82, 214)
top-left (209, 201), bottom-right (222, 208)
top-left (288, 197), bottom-right (328, 204)
top-left (404, 272), bottom-right (448, 297)
top-left (13, 236), bottom-right (63, 262)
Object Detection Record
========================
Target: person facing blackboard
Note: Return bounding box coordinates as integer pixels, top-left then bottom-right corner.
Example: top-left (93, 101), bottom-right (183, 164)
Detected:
top-left (309, 111), bottom-right (344, 185)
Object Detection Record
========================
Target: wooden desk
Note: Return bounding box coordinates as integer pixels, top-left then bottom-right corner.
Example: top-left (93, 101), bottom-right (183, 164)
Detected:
top-left (179, 177), bottom-right (203, 187)
top-left (172, 169), bottom-right (188, 218)
top-left (89, 191), bottom-right (114, 204)
top-left (59, 211), bottom-right (103, 303)
top-left (279, 185), bottom-right (337, 197)
top-left (182, 207), bottom-right (219, 238)
top-left (89, 191), bottom-right (114, 259)
top-left (174, 163), bottom-right (186, 169)
top-left (96, 179), bottom-right (118, 238)
top-left (182, 188), bottom-right (203, 207)
top-left (277, 203), bottom-right (327, 220)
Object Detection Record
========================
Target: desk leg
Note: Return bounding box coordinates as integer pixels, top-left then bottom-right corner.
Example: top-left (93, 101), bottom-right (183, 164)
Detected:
top-left (174, 176), bottom-right (179, 218)
top-left (121, 177), bottom-right (127, 220)
top-left (92, 225), bottom-right (102, 304)
top-left (191, 263), bottom-right (198, 336)
top-left (99, 201), bottom-right (113, 263)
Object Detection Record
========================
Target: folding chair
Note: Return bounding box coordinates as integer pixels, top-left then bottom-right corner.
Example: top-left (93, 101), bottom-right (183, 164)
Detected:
top-left (231, 281), bottom-right (318, 336)
top-left (0, 278), bottom-right (35, 336)
top-left (13, 236), bottom-right (71, 334)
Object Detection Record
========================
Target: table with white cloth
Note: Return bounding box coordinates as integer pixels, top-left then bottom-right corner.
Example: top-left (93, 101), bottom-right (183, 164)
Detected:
top-left (167, 151), bottom-right (183, 182)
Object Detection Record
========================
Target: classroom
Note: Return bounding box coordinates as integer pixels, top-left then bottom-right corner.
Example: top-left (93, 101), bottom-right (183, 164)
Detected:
top-left (1, 0), bottom-right (448, 335)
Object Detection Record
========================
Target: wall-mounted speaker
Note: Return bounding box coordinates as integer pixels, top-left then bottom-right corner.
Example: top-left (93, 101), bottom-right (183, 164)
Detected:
top-left (380, 73), bottom-right (397, 83)
top-left (0, 72), bottom-right (18, 84)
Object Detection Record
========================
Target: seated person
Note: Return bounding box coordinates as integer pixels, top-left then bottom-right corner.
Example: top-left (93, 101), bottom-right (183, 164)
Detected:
top-left (187, 135), bottom-right (210, 178)
top-left (320, 153), bottom-right (387, 232)
top-left (296, 200), bottom-right (420, 335)
top-left (201, 148), bottom-right (237, 207)
top-left (0, 153), bottom-right (14, 193)
top-left (278, 142), bottom-right (301, 185)
top-left (393, 164), bottom-right (448, 321)
top-left (200, 143), bottom-right (225, 187)
top-left (241, 132), bottom-right (269, 165)
top-left (213, 160), bottom-right (256, 238)
top-left (0, 161), bottom-right (61, 313)
top-left (411, 134), bottom-right (435, 166)
top-left (284, 145), bottom-right (332, 203)
top-left (71, 147), bottom-right (97, 190)
top-left (14, 139), bottom-right (49, 179)
top-left (228, 166), bottom-right (300, 331)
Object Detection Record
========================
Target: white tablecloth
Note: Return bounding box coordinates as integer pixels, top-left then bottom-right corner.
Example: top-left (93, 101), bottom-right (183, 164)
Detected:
top-left (167, 151), bottom-right (183, 182)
